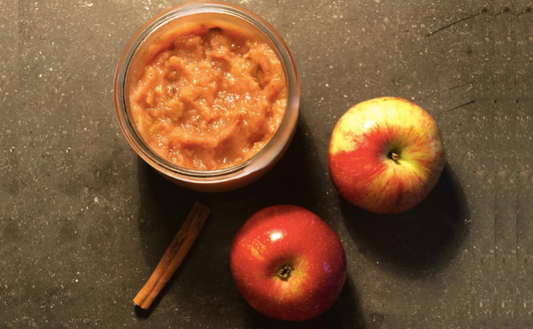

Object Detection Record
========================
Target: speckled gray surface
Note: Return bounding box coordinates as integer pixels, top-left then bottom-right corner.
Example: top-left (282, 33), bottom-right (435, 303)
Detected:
top-left (1, 0), bottom-right (532, 328)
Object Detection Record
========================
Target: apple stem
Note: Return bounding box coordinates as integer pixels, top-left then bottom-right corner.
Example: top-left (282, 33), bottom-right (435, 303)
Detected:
top-left (277, 265), bottom-right (293, 281)
top-left (391, 152), bottom-right (400, 161)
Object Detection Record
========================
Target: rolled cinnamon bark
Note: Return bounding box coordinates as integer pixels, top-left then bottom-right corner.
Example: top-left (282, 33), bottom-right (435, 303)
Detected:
top-left (133, 202), bottom-right (210, 309)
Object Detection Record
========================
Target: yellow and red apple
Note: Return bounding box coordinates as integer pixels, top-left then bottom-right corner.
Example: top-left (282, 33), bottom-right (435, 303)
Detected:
top-left (328, 97), bottom-right (445, 214)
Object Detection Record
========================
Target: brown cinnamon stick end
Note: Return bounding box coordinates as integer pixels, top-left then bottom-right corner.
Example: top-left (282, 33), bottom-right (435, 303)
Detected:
top-left (194, 202), bottom-right (211, 221)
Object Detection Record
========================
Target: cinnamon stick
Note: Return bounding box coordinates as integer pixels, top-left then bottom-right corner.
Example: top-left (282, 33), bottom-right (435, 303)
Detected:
top-left (133, 202), bottom-right (210, 309)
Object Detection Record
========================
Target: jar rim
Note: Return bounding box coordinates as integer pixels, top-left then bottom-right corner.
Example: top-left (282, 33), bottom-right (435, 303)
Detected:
top-left (114, 1), bottom-right (300, 180)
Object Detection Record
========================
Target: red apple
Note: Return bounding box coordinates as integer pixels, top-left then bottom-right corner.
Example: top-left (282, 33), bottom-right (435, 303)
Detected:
top-left (328, 97), bottom-right (445, 214)
top-left (230, 205), bottom-right (346, 321)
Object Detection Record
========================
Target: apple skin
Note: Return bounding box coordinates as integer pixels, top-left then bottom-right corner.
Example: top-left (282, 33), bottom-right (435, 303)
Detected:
top-left (328, 97), bottom-right (445, 214)
top-left (230, 205), bottom-right (347, 321)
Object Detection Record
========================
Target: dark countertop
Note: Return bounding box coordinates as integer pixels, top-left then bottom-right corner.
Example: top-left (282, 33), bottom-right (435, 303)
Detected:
top-left (1, 0), bottom-right (531, 328)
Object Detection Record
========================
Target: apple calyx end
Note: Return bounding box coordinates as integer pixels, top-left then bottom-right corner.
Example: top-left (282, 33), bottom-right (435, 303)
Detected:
top-left (277, 265), bottom-right (293, 281)
top-left (389, 152), bottom-right (400, 161)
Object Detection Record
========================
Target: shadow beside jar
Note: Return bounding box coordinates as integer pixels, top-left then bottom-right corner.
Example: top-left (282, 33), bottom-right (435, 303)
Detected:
top-left (133, 114), bottom-right (326, 321)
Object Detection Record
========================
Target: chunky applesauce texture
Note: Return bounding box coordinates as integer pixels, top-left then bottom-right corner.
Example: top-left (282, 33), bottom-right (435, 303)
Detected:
top-left (129, 23), bottom-right (288, 170)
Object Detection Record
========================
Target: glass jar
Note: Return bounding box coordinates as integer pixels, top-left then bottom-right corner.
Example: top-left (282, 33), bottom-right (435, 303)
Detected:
top-left (114, 1), bottom-right (299, 192)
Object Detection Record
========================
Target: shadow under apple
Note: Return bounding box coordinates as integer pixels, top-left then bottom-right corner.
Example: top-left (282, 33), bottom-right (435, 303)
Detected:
top-left (244, 275), bottom-right (365, 329)
top-left (340, 164), bottom-right (470, 277)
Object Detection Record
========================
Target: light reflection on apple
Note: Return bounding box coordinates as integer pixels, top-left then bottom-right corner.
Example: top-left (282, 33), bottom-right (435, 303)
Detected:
top-left (269, 232), bottom-right (283, 242)
top-left (363, 120), bottom-right (375, 130)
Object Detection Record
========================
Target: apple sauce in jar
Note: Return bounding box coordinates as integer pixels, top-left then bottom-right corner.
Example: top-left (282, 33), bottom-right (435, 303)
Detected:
top-left (129, 22), bottom-right (288, 171)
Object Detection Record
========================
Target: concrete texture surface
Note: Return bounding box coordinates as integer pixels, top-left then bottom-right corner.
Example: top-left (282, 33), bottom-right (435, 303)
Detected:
top-left (0, 0), bottom-right (531, 328)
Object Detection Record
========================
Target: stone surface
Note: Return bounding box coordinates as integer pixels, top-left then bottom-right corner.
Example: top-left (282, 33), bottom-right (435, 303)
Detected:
top-left (0, 0), bottom-right (531, 328)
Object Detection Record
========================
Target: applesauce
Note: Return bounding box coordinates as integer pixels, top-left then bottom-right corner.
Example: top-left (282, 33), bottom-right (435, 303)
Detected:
top-left (129, 23), bottom-right (288, 171)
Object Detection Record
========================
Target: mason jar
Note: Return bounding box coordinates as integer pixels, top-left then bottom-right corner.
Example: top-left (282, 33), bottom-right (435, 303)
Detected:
top-left (114, 1), bottom-right (300, 192)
